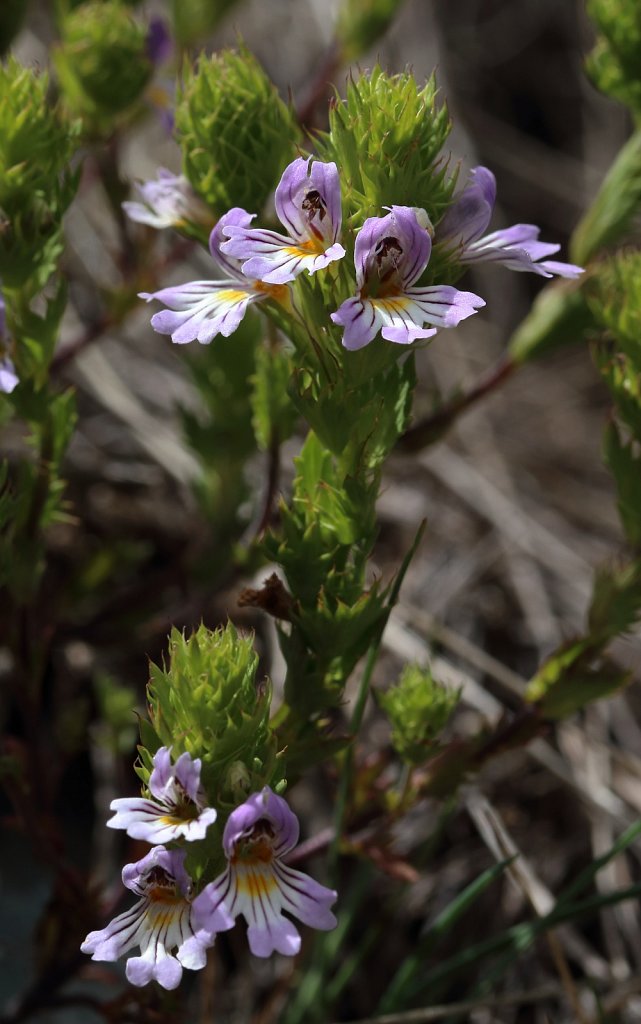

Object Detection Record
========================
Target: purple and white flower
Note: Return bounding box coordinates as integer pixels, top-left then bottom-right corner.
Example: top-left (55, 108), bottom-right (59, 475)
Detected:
top-left (145, 17), bottom-right (172, 66)
top-left (107, 746), bottom-right (217, 844)
top-left (437, 166), bottom-right (583, 279)
top-left (123, 168), bottom-right (211, 231)
top-left (193, 787), bottom-right (337, 958)
top-left (81, 846), bottom-right (214, 990)
top-left (0, 294), bottom-right (17, 394)
top-left (331, 205), bottom-right (485, 351)
top-left (140, 208), bottom-right (290, 344)
top-left (0, 357), bottom-right (18, 394)
top-left (220, 157), bottom-right (346, 284)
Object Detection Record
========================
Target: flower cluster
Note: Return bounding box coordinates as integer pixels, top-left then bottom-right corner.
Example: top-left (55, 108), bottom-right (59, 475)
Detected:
top-left (133, 156), bottom-right (582, 353)
top-left (81, 747), bottom-right (337, 989)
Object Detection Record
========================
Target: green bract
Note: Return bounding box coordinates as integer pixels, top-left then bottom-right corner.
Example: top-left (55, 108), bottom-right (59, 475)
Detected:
top-left (379, 664), bottom-right (460, 765)
top-left (317, 67), bottom-right (455, 243)
top-left (140, 623), bottom-right (283, 811)
top-left (0, 59), bottom-right (78, 288)
top-left (55, 0), bottom-right (153, 126)
top-left (176, 48), bottom-right (301, 218)
top-left (587, 0), bottom-right (641, 117)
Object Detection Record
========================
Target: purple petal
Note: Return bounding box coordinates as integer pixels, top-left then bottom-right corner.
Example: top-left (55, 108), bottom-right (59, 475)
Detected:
top-left (172, 751), bottom-right (204, 803)
top-left (210, 208), bottom-right (256, 277)
top-left (407, 285), bottom-right (486, 327)
top-left (331, 296), bottom-right (381, 351)
top-left (141, 280), bottom-right (259, 343)
top-left (275, 862), bottom-right (337, 931)
top-left (223, 228), bottom-right (345, 284)
top-left (275, 157), bottom-right (342, 246)
top-left (223, 787), bottom-right (300, 859)
top-left (122, 846), bottom-right (191, 897)
top-left (438, 166), bottom-right (496, 246)
top-left (247, 915), bottom-right (301, 958)
top-left (191, 873), bottom-right (238, 937)
top-left (535, 259), bottom-right (584, 280)
top-left (146, 17), bottom-right (172, 65)
top-left (149, 746), bottom-right (172, 793)
top-left (354, 207), bottom-right (431, 291)
top-left (0, 357), bottom-right (18, 393)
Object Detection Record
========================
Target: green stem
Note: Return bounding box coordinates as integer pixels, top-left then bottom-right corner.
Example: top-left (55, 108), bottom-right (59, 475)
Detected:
top-left (330, 520), bottom-right (426, 876)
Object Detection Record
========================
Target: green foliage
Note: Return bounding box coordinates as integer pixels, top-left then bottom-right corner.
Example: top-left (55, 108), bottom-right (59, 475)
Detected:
top-left (336, 0), bottom-right (406, 61)
top-left (93, 673), bottom-right (139, 755)
top-left (590, 252), bottom-right (641, 546)
top-left (0, 59), bottom-right (79, 288)
top-left (181, 312), bottom-right (259, 548)
top-left (250, 343), bottom-right (298, 451)
top-left (143, 623), bottom-right (283, 815)
top-left (378, 664), bottom-right (460, 765)
top-left (507, 283), bottom-right (594, 365)
top-left (176, 48), bottom-right (301, 218)
top-left (55, 0), bottom-right (153, 127)
top-left (317, 68), bottom-right (455, 248)
top-left (265, 432), bottom-right (387, 718)
top-left (586, 0), bottom-right (641, 117)
top-left (603, 423), bottom-right (641, 548)
top-left (571, 130), bottom-right (641, 265)
top-left (171, 0), bottom-right (242, 46)
top-left (526, 563), bottom-right (641, 717)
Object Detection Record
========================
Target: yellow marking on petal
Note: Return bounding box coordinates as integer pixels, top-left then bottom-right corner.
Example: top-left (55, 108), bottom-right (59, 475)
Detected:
top-left (284, 240), bottom-right (323, 257)
top-left (217, 289), bottom-right (250, 303)
top-left (236, 864), bottom-right (279, 902)
top-left (254, 281), bottom-right (290, 306)
top-left (158, 813), bottom-right (191, 826)
top-left (373, 296), bottom-right (411, 315)
top-left (148, 887), bottom-right (183, 905)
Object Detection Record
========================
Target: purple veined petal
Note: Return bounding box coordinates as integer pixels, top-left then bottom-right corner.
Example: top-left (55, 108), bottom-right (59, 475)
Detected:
top-left (81, 900), bottom-right (147, 961)
top-left (274, 862), bottom-right (337, 931)
top-left (222, 228), bottom-right (345, 284)
top-left (354, 207), bottom-right (431, 291)
top-left (107, 798), bottom-right (217, 844)
top-left (534, 259), bottom-right (584, 280)
top-left (148, 746), bottom-right (173, 794)
top-left (172, 751), bottom-right (205, 804)
top-left (331, 296), bottom-right (383, 352)
top-left (406, 285), bottom-right (486, 327)
top-left (275, 157), bottom-right (342, 246)
top-left (210, 208), bottom-right (257, 277)
top-left (122, 846), bottom-right (192, 897)
top-left (231, 860), bottom-right (303, 957)
top-left (437, 166), bottom-right (496, 247)
top-left (222, 787), bottom-right (300, 859)
top-left (191, 872), bottom-right (238, 938)
top-left (141, 280), bottom-right (261, 343)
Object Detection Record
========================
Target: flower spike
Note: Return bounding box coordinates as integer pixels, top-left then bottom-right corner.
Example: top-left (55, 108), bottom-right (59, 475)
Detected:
top-left (140, 207), bottom-right (289, 344)
top-left (331, 205), bottom-right (485, 350)
top-left (81, 847), bottom-right (218, 990)
top-left (437, 166), bottom-right (584, 279)
top-left (107, 746), bottom-right (217, 844)
top-left (193, 787), bottom-right (337, 957)
top-left (221, 156), bottom-right (346, 284)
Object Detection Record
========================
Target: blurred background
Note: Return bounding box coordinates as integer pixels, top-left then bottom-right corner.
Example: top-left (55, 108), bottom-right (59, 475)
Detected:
top-left (3, 1), bottom-right (641, 1022)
